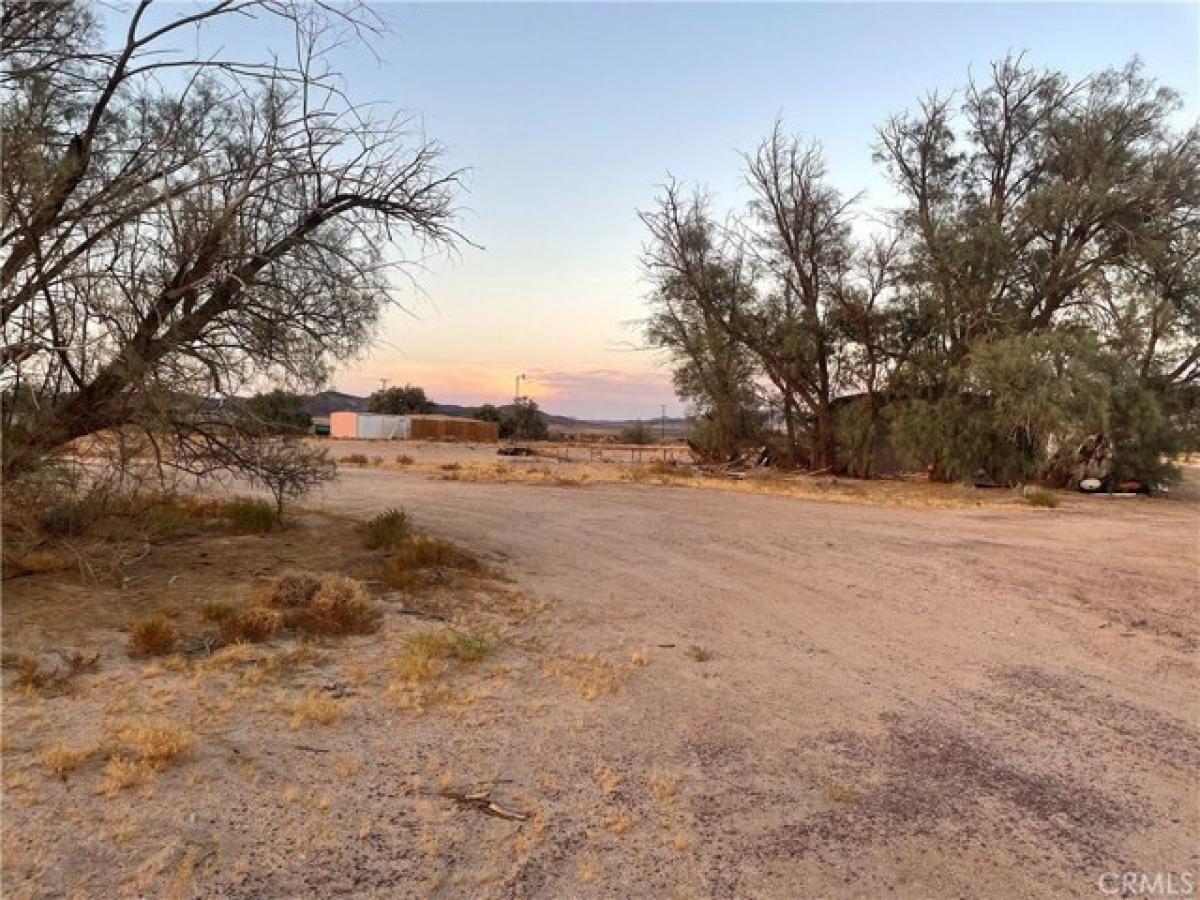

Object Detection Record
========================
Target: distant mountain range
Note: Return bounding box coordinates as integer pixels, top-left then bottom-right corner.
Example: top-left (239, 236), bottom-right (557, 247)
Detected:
top-left (305, 391), bottom-right (688, 429)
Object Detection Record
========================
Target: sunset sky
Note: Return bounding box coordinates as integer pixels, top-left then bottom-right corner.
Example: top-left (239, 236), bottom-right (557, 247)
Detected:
top-left (159, 3), bottom-right (1198, 419)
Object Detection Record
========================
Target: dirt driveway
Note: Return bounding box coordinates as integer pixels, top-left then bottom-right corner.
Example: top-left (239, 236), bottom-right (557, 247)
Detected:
top-left (293, 468), bottom-right (1199, 898)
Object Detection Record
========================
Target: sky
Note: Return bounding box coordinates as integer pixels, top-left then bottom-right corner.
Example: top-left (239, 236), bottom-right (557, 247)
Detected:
top-left (147, 2), bottom-right (1199, 419)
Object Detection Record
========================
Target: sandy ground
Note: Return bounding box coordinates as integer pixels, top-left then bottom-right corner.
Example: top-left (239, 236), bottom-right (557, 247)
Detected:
top-left (309, 468), bottom-right (1200, 896)
top-left (3, 461), bottom-right (1198, 898)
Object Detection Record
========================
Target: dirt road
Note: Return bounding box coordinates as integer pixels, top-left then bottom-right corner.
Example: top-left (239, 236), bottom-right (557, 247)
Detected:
top-left (301, 469), bottom-right (1199, 898)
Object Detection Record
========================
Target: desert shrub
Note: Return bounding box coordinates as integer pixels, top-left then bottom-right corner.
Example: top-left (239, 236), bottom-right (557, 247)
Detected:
top-left (1024, 489), bottom-right (1060, 508)
top-left (393, 628), bottom-right (491, 682)
top-left (395, 454), bottom-right (415, 465)
top-left (383, 536), bottom-right (481, 589)
top-left (128, 616), bottom-right (177, 656)
top-left (116, 723), bottom-right (192, 766)
top-left (41, 493), bottom-right (106, 537)
top-left (306, 576), bottom-right (380, 635)
top-left (9, 650), bottom-right (98, 693)
top-left (620, 421), bottom-right (655, 445)
top-left (439, 462), bottom-right (461, 472)
top-left (37, 743), bottom-right (95, 778)
top-left (364, 508), bottom-right (412, 550)
top-left (222, 497), bottom-right (277, 533)
top-left (686, 645), bottom-right (713, 662)
top-left (220, 605), bottom-right (284, 643)
top-left (4, 550), bottom-right (61, 576)
top-left (340, 453), bottom-right (370, 467)
top-left (645, 459), bottom-right (691, 477)
top-left (263, 570), bottom-right (322, 607)
top-left (200, 600), bottom-right (238, 623)
top-left (259, 571), bottom-right (378, 636)
top-left (289, 692), bottom-right (346, 728)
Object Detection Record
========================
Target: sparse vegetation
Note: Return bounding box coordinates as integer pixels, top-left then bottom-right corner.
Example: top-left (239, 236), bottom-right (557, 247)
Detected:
top-left (9, 650), bottom-right (99, 694)
top-left (395, 454), bottom-right (415, 465)
top-left (222, 497), bottom-right (278, 533)
top-left (1024, 489), bottom-right (1060, 509)
top-left (128, 616), bottom-right (177, 657)
top-left (306, 576), bottom-right (380, 635)
top-left (685, 645), bottom-right (713, 662)
top-left (257, 571), bottom-right (380, 636)
top-left (219, 606), bottom-right (284, 644)
top-left (392, 628), bottom-right (492, 683)
top-left (382, 535), bottom-right (482, 590)
top-left (824, 781), bottom-right (860, 804)
top-left (289, 692), bottom-right (347, 729)
top-left (37, 743), bottom-right (95, 779)
top-left (200, 601), bottom-right (238, 623)
top-left (5, 550), bottom-right (61, 576)
top-left (364, 508), bottom-right (413, 549)
top-left (262, 571), bottom-right (322, 608)
top-left (340, 454), bottom-right (371, 467)
top-left (116, 723), bottom-right (192, 767)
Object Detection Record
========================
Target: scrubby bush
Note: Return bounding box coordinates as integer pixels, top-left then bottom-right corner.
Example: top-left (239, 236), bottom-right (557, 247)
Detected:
top-left (222, 498), bottom-right (278, 533)
top-left (259, 571), bottom-right (379, 636)
top-left (1024, 489), bottom-right (1060, 509)
top-left (619, 421), bottom-right (655, 445)
top-left (364, 508), bottom-right (412, 549)
top-left (128, 616), bottom-right (177, 657)
top-left (219, 606), bottom-right (284, 643)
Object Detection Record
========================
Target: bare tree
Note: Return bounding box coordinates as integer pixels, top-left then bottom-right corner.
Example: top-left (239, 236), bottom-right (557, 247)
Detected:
top-left (1, 1), bottom-right (464, 482)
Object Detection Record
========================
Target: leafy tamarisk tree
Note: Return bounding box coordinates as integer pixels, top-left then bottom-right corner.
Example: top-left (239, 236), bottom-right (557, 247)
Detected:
top-left (875, 56), bottom-right (1199, 482)
top-left (641, 183), bottom-right (765, 461)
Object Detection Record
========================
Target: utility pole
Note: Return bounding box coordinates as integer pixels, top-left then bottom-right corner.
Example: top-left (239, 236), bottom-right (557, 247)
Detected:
top-left (513, 373), bottom-right (525, 443)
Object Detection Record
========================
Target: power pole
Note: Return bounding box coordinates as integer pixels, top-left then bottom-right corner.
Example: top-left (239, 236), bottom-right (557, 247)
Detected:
top-left (513, 373), bottom-right (525, 443)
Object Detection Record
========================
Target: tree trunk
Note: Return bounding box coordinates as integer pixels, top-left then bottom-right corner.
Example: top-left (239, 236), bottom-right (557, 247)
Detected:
top-left (813, 397), bottom-right (837, 472)
top-left (782, 393), bottom-right (799, 467)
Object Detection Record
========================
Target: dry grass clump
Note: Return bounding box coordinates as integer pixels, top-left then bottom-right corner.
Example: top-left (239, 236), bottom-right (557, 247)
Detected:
top-left (128, 615), bottom-right (177, 657)
top-left (101, 756), bottom-right (154, 795)
top-left (363, 507), bottom-right (412, 549)
top-left (824, 781), bottom-right (861, 804)
top-left (392, 628), bottom-right (492, 684)
top-left (395, 453), bottom-right (415, 465)
top-left (104, 722), bottom-right (193, 792)
top-left (382, 536), bottom-right (482, 590)
top-left (306, 576), bottom-right (380, 635)
top-left (4, 549), bottom-right (61, 577)
top-left (340, 453), bottom-right (370, 467)
top-left (257, 570), bottom-right (380, 636)
top-left (623, 461), bottom-right (694, 484)
top-left (1024, 488), bottom-right (1060, 508)
top-left (219, 605), bottom-right (284, 644)
top-left (8, 649), bottom-right (99, 694)
top-left (263, 570), bottom-right (322, 607)
top-left (117, 723), bottom-right (193, 764)
top-left (686, 645), bottom-right (713, 662)
top-left (200, 600), bottom-right (238, 623)
top-left (542, 653), bottom-right (628, 701)
top-left (289, 691), bottom-right (347, 729)
top-left (37, 743), bottom-right (95, 778)
top-left (221, 497), bottom-right (277, 532)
